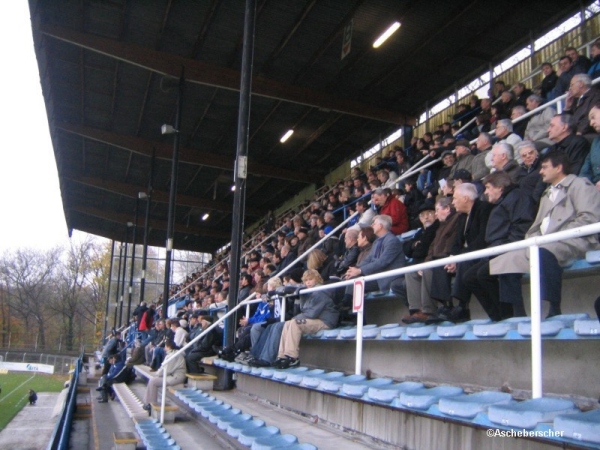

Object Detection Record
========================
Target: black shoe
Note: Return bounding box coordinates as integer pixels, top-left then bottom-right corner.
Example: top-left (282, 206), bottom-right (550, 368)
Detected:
top-left (143, 403), bottom-right (151, 411)
top-left (274, 356), bottom-right (299, 369)
top-left (212, 345), bottom-right (223, 355)
top-left (248, 358), bottom-right (270, 368)
top-left (448, 306), bottom-right (471, 323)
top-left (436, 306), bottom-right (452, 321)
top-left (95, 386), bottom-right (103, 392)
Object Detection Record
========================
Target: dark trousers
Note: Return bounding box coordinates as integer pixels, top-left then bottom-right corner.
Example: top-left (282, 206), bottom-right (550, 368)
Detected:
top-left (463, 258), bottom-right (512, 321)
top-left (451, 259), bottom-right (480, 306)
top-left (498, 248), bottom-right (563, 310)
top-left (429, 266), bottom-right (453, 304)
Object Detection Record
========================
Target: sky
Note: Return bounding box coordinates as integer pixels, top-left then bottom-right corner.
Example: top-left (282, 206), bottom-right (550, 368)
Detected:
top-left (0, 2), bottom-right (86, 253)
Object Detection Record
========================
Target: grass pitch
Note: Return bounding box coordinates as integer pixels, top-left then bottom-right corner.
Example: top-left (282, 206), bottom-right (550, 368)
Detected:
top-left (0, 372), bottom-right (68, 431)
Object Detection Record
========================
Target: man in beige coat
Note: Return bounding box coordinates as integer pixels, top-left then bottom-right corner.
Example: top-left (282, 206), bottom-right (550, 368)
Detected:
top-left (143, 339), bottom-right (187, 411)
top-left (490, 151), bottom-right (600, 317)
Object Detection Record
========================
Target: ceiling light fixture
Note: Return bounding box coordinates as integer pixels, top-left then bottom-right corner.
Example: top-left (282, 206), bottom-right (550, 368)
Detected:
top-left (231, 185), bottom-right (236, 192)
top-left (280, 129), bottom-right (294, 143)
top-left (373, 22), bottom-right (401, 48)
top-left (201, 213), bottom-right (209, 221)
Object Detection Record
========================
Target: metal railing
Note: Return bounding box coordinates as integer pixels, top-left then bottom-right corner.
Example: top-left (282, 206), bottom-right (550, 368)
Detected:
top-left (46, 355), bottom-right (81, 450)
top-left (301, 222), bottom-right (600, 399)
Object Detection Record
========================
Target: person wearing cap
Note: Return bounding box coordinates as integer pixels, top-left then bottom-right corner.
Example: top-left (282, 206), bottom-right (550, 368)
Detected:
top-left (449, 140), bottom-right (474, 180)
top-left (490, 142), bottom-right (523, 184)
top-left (371, 188), bottom-right (408, 235)
top-left (185, 316), bottom-right (219, 374)
top-left (438, 150), bottom-right (456, 183)
top-left (296, 226), bottom-right (312, 256)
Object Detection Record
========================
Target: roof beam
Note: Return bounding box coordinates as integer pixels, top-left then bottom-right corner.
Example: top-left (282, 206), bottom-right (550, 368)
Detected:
top-left (41, 25), bottom-right (412, 125)
top-left (56, 122), bottom-right (318, 184)
top-left (70, 204), bottom-right (230, 239)
top-left (68, 175), bottom-right (266, 216)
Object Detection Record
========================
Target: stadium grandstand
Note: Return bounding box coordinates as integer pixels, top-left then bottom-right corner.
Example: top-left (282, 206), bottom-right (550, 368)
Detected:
top-left (26, 0), bottom-right (600, 449)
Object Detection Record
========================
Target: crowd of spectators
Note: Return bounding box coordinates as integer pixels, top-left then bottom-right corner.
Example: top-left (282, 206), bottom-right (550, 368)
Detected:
top-left (110, 44), bottom-right (600, 374)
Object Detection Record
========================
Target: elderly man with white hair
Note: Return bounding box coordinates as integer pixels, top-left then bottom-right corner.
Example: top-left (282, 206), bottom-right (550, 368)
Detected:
top-left (495, 118), bottom-right (523, 163)
top-left (490, 142), bottom-right (523, 184)
top-left (564, 73), bottom-right (600, 140)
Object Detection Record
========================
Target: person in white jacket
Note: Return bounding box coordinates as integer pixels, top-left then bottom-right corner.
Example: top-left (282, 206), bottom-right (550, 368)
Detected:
top-left (143, 339), bottom-right (187, 412)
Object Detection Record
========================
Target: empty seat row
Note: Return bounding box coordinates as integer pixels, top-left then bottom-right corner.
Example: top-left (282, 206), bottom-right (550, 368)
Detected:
top-left (134, 419), bottom-right (181, 450)
top-left (172, 388), bottom-right (317, 450)
top-left (302, 314), bottom-right (600, 342)
top-left (215, 360), bottom-right (600, 448)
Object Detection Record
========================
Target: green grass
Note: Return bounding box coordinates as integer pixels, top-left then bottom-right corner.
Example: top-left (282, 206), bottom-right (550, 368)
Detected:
top-left (0, 372), bottom-right (68, 431)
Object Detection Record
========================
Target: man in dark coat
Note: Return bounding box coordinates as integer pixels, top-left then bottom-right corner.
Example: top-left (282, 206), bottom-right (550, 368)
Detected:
top-left (463, 172), bottom-right (535, 321)
top-left (437, 184), bottom-right (493, 322)
top-left (563, 73), bottom-right (600, 140)
top-left (548, 114), bottom-right (590, 175)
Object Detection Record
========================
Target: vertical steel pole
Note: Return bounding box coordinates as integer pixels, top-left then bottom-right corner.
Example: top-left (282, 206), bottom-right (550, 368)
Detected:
top-left (103, 240), bottom-right (115, 341)
top-left (162, 70), bottom-right (185, 317)
top-left (227, 0), bottom-right (256, 348)
top-left (140, 149), bottom-right (156, 305)
top-left (529, 244), bottom-right (543, 398)
top-left (119, 229), bottom-right (129, 328)
top-left (127, 199), bottom-right (140, 322)
top-left (113, 243), bottom-right (123, 330)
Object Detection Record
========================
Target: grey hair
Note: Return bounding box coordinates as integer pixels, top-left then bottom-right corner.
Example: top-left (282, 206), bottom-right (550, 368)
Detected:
top-left (497, 118), bottom-right (513, 132)
top-left (572, 73), bottom-right (592, 88)
top-left (512, 105), bottom-right (526, 116)
top-left (527, 94), bottom-right (543, 105)
top-left (478, 132), bottom-right (493, 145)
top-left (345, 229), bottom-right (359, 241)
top-left (493, 142), bottom-right (514, 160)
top-left (454, 183), bottom-right (479, 201)
top-left (516, 141), bottom-right (537, 154)
top-left (372, 214), bottom-right (392, 231)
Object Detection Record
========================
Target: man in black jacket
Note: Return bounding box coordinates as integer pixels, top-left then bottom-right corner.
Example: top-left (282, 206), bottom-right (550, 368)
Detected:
top-left (463, 172), bottom-right (535, 321)
top-left (548, 114), bottom-right (590, 174)
top-left (440, 183), bottom-right (494, 322)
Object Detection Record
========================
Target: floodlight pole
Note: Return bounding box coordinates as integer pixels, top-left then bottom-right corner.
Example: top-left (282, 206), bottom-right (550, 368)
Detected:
top-left (139, 149), bottom-right (156, 305)
top-left (127, 199), bottom-right (139, 322)
top-left (227, 0), bottom-right (256, 348)
top-left (103, 240), bottom-right (115, 341)
top-left (162, 69), bottom-right (185, 317)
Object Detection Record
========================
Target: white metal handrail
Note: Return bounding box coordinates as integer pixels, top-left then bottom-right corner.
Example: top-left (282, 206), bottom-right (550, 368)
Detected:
top-left (301, 221), bottom-right (600, 399)
top-left (157, 293), bottom-right (262, 423)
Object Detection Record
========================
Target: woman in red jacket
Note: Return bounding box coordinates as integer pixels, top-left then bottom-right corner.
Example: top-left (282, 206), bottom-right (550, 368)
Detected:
top-left (371, 188), bottom-right (409, 235)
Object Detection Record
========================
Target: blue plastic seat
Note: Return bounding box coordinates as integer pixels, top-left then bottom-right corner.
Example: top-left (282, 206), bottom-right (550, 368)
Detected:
top-left (406, 324), bottom-right (436, 338)
top-left (341, 378), bottom-right (394, 397)
top-left (251, 433), bottom-right (298, 450)
top-left (398, 386), bottom-right (464, 410)
top-left (517, 320), bottom-right (564, 337)
top-left (320, 374), bottom-right (366, 393)
top-left (286, 368), bottom-right (325, 385)
top-left (322, 329), bottom-right (341, 339)
top-left (217, 413), bottom-right (253, 431)
top-left (367, 381), bottom-right (425, 404)
top-left (574, 319), bottom-right (600, 336)
top-left (473, 316), bottom-right (530, 338)
top-left (380, 326), bottom-right (404, 339)
top-left (272, 367), bottom-right (308, 381)
top-left (200, 403), bottom-right (232, 418)
top-left (488, 397), bottom-right (577, 429)
top-left (208, 407), bottom-right (241, 424)
top-left (238, 425), bottom-right (280, 446)
top-left (436, 319), bottom-right (489, 338)
top-left (554, 409), bottom-right (600, 444)
top-left (227, 418), bottom-right (266, 438)
top-left (438, 391), bottom-right (513, 419)
top-left (260, 367), bottom-right (275, 378)
top-left (546, 313), bottom-right (589, 328)
top-left (301, 371), bottom-right (345, 388)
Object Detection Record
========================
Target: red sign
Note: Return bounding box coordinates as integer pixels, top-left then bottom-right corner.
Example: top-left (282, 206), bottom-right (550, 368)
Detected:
top-left (353, 279), bottom-right (364, 313)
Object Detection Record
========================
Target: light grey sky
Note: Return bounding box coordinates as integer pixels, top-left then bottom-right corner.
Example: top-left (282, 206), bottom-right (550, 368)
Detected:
top-left (0, 2), bottom-right (83, 252)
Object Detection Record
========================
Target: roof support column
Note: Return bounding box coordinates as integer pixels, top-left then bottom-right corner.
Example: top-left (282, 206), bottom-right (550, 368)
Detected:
top-left (227, 0), bottom-right (257, 351)
top-left (162, 71), bottom-right (185, 317)
top-left (103, 240), bottom-right (115, 342)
